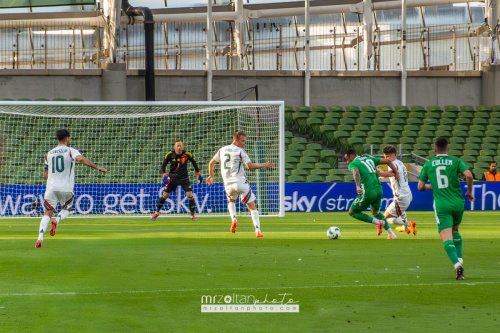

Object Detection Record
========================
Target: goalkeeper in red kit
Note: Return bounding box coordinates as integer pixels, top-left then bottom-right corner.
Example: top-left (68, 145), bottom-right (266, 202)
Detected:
top-left (151, 139), bottom-right (203, 221)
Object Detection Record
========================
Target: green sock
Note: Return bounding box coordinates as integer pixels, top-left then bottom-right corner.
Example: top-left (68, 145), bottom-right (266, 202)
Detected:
top-left (443, 240), bottom-right (459, 265)
top-left (349, 212), bottom-right (374, 224)
top-left (453, 232), bottom-right (463, 258)
top-left (373, 212), bottom-right (390, 230)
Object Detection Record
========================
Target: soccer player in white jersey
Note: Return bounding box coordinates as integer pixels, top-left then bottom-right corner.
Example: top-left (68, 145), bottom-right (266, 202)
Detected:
top-left (376, 145), bottom-right (417, 235)
top-left (36, 129), bottom-right (107, 248)
top-left (206, 131), bottom-right (274, 238)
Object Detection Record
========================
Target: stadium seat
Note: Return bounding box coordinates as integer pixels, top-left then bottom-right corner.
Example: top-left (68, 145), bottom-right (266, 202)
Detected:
top-left (441, 112), bottom-right (457, 119)
top-left (291, 137), bottom-right (308, 145)
top-left (371, 124), bottom-right (387, 132)
top-left (288, 175), bottom-right (306, 182)
top-left (300, 156), bottom-right (317, 164)
top-left (293, 112), bottom-right (309, 134)
top-left (309, 112), bottom-right (326, 119)
top-left (484, 136), bottom-right (498, 143)
top-left (297, 162), bottom-right (315, 171)
top-left (421, 125), bottom-right (436, 132)
top-left (303, 150), bottom-right (320, 158)
top-left (356, 117), bottom-right (372, 125)
top-left (382, 137), bottom-right (398, 145)
top-left (360, 111), bottom-right (376, 119)
top-left (295, 106), bottom-right (311, 112)
top-left (384, 130), bottom-right (401, 139)
top-left (406, 118), bottom-right (423, 125)
top-left (423, 118), bottom-right (439, 125)
top-left (413, 150), bottom-right (427, 156)
top-left (440, 118), bottom-right (455, 126)
top-left (448, 149), bottom-right (462, 156)
top-left (354, 124), bottom-right (370, 132)
top-left (472, 118), bottom-right (488, 126)
top-left (461, 155), bottom-right (476, 165)
top-left (477, 155), bottom-right (494, 163)
top-left (481, 143), bottom-right (497, 151)
top-left (475, 112), bottom-right (490, 119)
top-left (469, 130), bottom-right (485, 138)
top-left (373, 118), bottom-right (390, 125)
top-left (307, 175), bottom-right (325, 182)
top-left (348, 137), bottom-right (365, 154)
top-left (428, 105), bottom-right (444, 113)
top-left (345, 106), bottom-right (361, 112)
top-left (325, 112), bottom-right (342, 120)
top-left (437, 125), bottom-right (453, 132)
top-left (316, 162), bottom-right (331, 170)
top-left (414, 143), bottom-right (431, 151)
top-left (366, 137), bottom-right (382, 145)
top-left (288, 143), bottom-right (305, 151)
top-left (449, 143), bottom-right (464, 151)
top-left (453, 124), bottom-right (468, 132)
top-left (343, 175), bottom-right (355, 182)
top-left (435, 130), bottom-right (451, 137)
top-left (487, 124), bottom-right (500, 131)
top-left (474, 162), bottom-right (491, 171)
top-left (466, 136), bottom-right (482, 144)
top-left (400, 137), bottom-right (415, 145)
top-left (395, 105), bottom-right (410, 112)
top-left (334, 131), bottom-right (350, 150)
top-left (343, 111), bottom-right (359, 119)
top-left (486, 130), bottom-right (500, 137)
top-left (285, 163), bottom-right (295, 170)
top-left (367, 130), bottom-right (383, 138)
top-left (291, 169), bottom-right (309, 177)
top-left (425, 111), bottom-right (441, 119)
top-left (325, 175), bottom-right (344, 182)
top-left (463, 149), bottom-right (480, 157)
top-left (452, 130), bottom-right (468, 137)
top-left (329, 105), bottom-right (344, 112)
top-left (416, 137), bottom-right (432, 145)
top-left (476, 105), bottom-right (491, 112)
top-left (320, 125), bottom-right (336, 147)
top-left (329, 169), bottom-right (347, 176)
top-left (378, 105), bottom-right (393, 112)
top-left (307, 118), bottom-right (323, 140)
top-left (361, 106), bottom-right (377, 112)
top-left (338, 124), bottom-right (354, 132)
top-left (444, 105), bottom-right (459, 112)
top-left (321, 150), bottom-right (338, 168)
top-left (323, 118), bottom-right (339, 126)
top-left (393, 111), bottom-right (408, 119)
top-left (307, 143), bottom-right (323, 151)
top-left (340, 118), bottom-right (356, 125)
top-left (285, 150), bottom-right (302, 158)
top-left (376, 112), bottom-right (392, 119)
top-left (312, 105), bottom-right (327, 112)
top-left (285, 106), bottom-right (294, 128)
top-left (311, 169), bottom-right (328, 177)
top-left (408, 112), bottom-right (425, 119)
top-left (403, 125), bottom-right (420, 132)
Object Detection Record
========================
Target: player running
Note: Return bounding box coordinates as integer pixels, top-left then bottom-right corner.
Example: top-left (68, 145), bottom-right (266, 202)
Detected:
top-left (36, 129), bottom-right (107, 248)
top-left (418, 137), bottom-right (475, 280)
top-left (376, 145), bottom-right (417, 235)
top-left (151, 139), bottom-right (203, 221)
top-left (206, 131), bottom-right (274, 238)
top-left (345, 149), bottom-right (399, 239)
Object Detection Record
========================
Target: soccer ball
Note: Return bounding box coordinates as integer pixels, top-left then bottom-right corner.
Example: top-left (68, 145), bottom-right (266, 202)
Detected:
top-left (327, 226), bottom-right (341, 239)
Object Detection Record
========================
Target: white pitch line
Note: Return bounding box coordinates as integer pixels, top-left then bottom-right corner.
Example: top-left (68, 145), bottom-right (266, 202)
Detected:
top-left (0, 281), bottom-right (497, 297)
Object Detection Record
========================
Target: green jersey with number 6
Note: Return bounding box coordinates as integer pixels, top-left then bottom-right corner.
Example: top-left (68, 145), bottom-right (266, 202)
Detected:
top-left (419, 154), bottom-right (470, 211)
top-left (348, 156), bottom-right (381, 191)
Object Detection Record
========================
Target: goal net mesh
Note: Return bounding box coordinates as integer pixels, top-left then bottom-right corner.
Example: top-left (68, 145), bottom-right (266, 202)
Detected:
top-left (0, 102), bottom-right (284, 217)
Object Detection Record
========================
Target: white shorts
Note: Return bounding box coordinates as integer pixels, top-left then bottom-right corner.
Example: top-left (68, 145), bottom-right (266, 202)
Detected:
top-left (225, 182), bottom-right (256, 204)
top-left (386, 194), bottom-right (412, 218)
top-left (44, 190), bottom-right (74, 211)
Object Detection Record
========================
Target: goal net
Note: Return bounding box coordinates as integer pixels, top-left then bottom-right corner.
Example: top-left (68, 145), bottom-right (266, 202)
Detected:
top-left (0, 101), bottom-right (284, 218)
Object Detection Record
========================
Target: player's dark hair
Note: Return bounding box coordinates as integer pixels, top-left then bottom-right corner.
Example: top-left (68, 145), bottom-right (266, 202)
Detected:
top-left (345, 149), bottom-right (356, 157)
top-left (174, 138), bottom-right (183, 144)
top-left (233, 131), bottom-right (246, 140)
top-left (434, 137), bottom-right (448, 153)
top-left (491, 161), bottom-right (497, 166)
top-left (382, 145), bottom-right (397, 155)
top-left (56, 129), bottom-right (70, 141)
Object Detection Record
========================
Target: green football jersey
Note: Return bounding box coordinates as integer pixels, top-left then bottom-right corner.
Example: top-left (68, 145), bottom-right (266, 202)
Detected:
top-left (348, 156), bottom-right (381, 191)
top-left (419, 154), bottom-right (470, 211)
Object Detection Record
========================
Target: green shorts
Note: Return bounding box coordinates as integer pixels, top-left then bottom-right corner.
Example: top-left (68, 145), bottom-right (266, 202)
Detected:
top-left (434, 208), bottom-right (464, 233)
top-left (349, 185), bottom-right (383, 213)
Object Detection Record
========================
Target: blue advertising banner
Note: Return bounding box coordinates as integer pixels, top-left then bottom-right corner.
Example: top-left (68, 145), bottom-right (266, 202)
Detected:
top-left (1, 182), bottom-right (500, 216)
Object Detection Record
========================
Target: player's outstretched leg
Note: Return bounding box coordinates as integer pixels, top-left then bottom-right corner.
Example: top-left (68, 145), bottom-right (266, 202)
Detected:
top-left (36, 215), bottom-right (50, 248)
top-left (188, 196), bottom-right (198, 221)
top-left (152, 196), bottom-right (167, 221)
top-left (373, 212), bottom-right (396, 238)
top-left (228, 201), bottom-right (237, 233)
top-left (251, 210), bottom-right (263, 238)
top-left (50, 209), bottom-right (70, 236)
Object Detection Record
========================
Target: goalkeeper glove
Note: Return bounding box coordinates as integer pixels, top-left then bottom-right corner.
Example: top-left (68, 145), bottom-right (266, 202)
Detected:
top-left (197, 172), bottom-right (203, 184)
top-left (163, 173), bottom-right (170, 185)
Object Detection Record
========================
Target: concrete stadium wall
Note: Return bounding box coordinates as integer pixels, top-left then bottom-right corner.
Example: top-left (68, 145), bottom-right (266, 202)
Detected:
top-left (0, 69), bottom-right (486, 106)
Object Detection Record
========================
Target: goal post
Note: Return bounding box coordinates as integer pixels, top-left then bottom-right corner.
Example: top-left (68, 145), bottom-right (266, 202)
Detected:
top-left (0, 101), bottom-right (285, 218)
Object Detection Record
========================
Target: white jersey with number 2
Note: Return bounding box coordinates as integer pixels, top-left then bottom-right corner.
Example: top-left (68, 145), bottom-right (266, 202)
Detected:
top-left (213, 144), bottom-right (251, 185)
top-left (44, 145), bottom-right (82, 192)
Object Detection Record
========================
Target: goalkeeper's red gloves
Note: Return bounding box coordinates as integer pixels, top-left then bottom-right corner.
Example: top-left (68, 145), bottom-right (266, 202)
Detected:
top-left (163, 173), bottom-right (170, 185)
top-left (197, 172), bottom-right (203, 184)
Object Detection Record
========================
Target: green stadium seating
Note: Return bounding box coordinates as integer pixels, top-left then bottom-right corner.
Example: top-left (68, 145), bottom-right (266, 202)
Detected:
top-left (307, 118), bottom-right (323, 141)
top-left (423, 118), bottom-right (439, 125)
top-left (285, 150), bottom-right (302, 158)
top-left (334, 131), bottom-right (350, 150)
top-left (325, 112), bottom-right (342, 120)
top-left (482, 143), bottom-right (497, 151)
top-left (487, 124), bottom-right (500, 131)
top-left (408, 111), bottom-right (425, 119)
top-left (410, 105), bottom-right (425, 112)
top-left (345, 106), bottom-right (361, 112)
top-left (480, 149), bottom-right (496, 157)
top-left (340, 118), bottom-right (356, 125)
top-left (437, 125), bottom-right (453, 132)
top-left (312, 105), bottom-right (327, 112)
top-left (343, 111), bottom-right (359, 119)
top-left (444, 105), bottom-right (459, 112)
top-left (442, 112), bottom-right (458, 119)
top-left (343, 175), bottom-right (355, 182)
top-left (474, 162), bottom-right (491, 171)
top-left (414, 143), bottom-right (431, 151)
top-left (292, 112), bottom-right (309, 134)
top-left (295, 106), bottom-right (311, 112)
top-left (413, 150), bottom-right (427, 156)
top-left (425, 111), bottom-right (441, 119)
top-left (466, 136), bottom-right (482, 144)
top-left (366, 137), bottom-right (382, 145)
top-left (395, 105), bottom-right (410, 112)
top-left (315, 162), bottom-right (331, 170)
top-left (307, 175), bottom-right (325, 182)
top-left (416, 137), bottom-right (432, 144)
top-left (348, 137), bottom-right (365, 154)
top-left (321, 150), bottom-right (338, 168)
top-left (421, 125), bottom-right (436, 132)
top-left (382, 137), bottom-right (398, 145)
top-left (477, 155), bottom-right (494, 163)
top-left (475, 112), bottom-right (489, 119)
top-left (378, 105), bottom-right (393, 112)
top-left (291, 169), bottom-right (309, 177)
top-left (484, 137), bottom-right (498, 144)
top-left (407, 118), bottom-right (423, 125)
top-left (476, 105), bottom-right (491, 112)
top-left (371, 124), bottom-right (387, 132)
top-left (469, 130), bottom-right (484, 138)
top-left (394, 111), bottom-right (408, 119)
top-left (300, 156), bottom-right (317, 164)
top-left (435, 130), bottom-right (451, 137)
top-left (338, 124), bottom-right (354, 132)
top-left (376, 112), bottom-right (392, 119)
top-left (285, 163), bottom-right (295, 170)
top-left (329, 169), bottom-right (346, 176)
top-left (472, 118), bottom-right (488, 126)
top-left (373, 118), bottom-right (390, 125)
top-left (453, 124), bottom-right (468, 131)
top-left (403, 125), bottom-right (419, 132)
top-left (320, 125), bottom-right (336, 147)
top-left (288, 143), bottom-right (305, 151)
top-left (288, 175), bottom-right (306, 182)
top-left (329, 105), bottom-right (344, 112)
top-left (307, 143), bottom-right (323, 151)
top-left (291, 137), bottom-right (308, 145)
top-left (309, 112), bottom-right (326, 119)
top-left (325, 175), bottom-right (344, 182)
top-left (400, 137), bottom-right (415, 145)
top-left (285, 106), bottom-right (294, 127)
top-left (303, 150), bottom-right (320, 158)
top-left (323, 118), bottom-right (339, 126)
top-left (357, 118), bottom-right (372, 125)
top-left (440, 118), bottom-right (455, 125)
top-left (361, 106), bottom-right (377, 112)
top-left (463, 150), bottom-right (479, 157)
top-left (354, 124), bottom-right (370, 132)
top-left (486, 130), bottom-right (500, 137)
top-left (360, 111), bottom-right (376, 119)
top-left (384, 130), bottom-right (401, 139)
top-left (428, 105), bottom-right (444, 112)
top-left (448, 149), bottom-right (462, 156)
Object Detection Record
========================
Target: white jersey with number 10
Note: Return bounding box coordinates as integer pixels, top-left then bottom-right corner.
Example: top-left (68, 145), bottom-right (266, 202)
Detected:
top-left (213, 144), bottom-right (251, 185)
top-left (44, 145), bottom-right (82, 192)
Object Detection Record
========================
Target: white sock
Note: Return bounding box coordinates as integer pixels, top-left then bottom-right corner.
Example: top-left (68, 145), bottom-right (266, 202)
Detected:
top-left (387, 228), bottom-right (395, 236)
top-left (454, 262), bottom-right (463, 269)
top-left (251, 210), bottom-right (260, 231)
top-left (38, 215), bottom-right (50, 241)
top-left (371, 218), bottom-right (379, 225)
top-left (228, 202), bottom-right (237, 221)
top-left (386, 217), bottom-right (407, 225)
top-left (56, 210), bottom-right (70, 224)
top-left (458, 258), bottom-right (463, 265)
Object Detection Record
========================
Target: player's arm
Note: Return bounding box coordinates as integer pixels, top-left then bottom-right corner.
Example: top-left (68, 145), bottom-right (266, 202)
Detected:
top-left (75, 155), bottom-right (107, 173)
top-left (417, 181), bottom-right (432, 191)
top-left (380, 158), bottom-right (399, 181)
top-left (352, 168), bottom-right (363, 195)
top-left (463, 170), bottom-right (475, 202)
top-left (376, 169), bottom-right (396, 178)
top-left (245, 162), bottom-right (275, 170)
top-left (160, 153), bottom-right (171, 184)
top-left (187, 152), bottom-right (203, 184)
top-left (43, 156), bottom-right (48, 179)
top-left (206, 158), bottom-right (218, 185)
top-left (43, 169), bottom-right (48, 179)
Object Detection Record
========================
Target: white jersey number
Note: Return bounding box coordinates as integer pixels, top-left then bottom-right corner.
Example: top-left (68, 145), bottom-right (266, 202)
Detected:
top-left (436, 166), bottom-right (449, 189)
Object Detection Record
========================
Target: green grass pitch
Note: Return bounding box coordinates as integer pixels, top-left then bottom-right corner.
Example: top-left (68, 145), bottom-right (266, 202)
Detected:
top-left (0, 212), bottom-right (499, 332)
